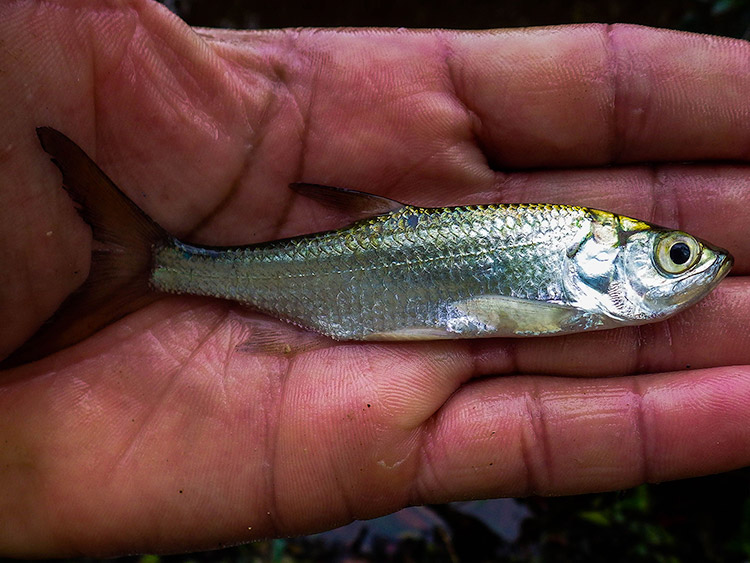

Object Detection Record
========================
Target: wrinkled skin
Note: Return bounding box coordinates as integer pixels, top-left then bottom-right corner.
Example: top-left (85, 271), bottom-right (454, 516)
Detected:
top-left (1, 0), bottom-right (750, 557)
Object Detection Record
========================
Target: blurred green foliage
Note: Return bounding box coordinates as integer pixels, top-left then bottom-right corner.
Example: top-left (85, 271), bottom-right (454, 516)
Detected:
top-left (516, 467), bottom-right (750, 562)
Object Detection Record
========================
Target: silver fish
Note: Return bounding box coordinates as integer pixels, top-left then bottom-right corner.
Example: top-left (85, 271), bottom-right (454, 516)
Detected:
top-left (3, 128), bottom-right (733, 365)
top-left (151, 198), bottom-right (731, 340)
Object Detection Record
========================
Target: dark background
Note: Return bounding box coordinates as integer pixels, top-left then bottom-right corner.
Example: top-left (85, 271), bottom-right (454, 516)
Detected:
top-left (107, 1), bottom-right (750, 561)
top-left (163, 0), bottom-right (750, 39)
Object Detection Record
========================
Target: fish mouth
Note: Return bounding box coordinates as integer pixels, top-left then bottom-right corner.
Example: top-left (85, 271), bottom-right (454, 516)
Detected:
top-left (702, 250), bottom-right (733, 287)
top-left (717, 251), bottom-right (734, 279)
top-left (643, 249), bottom-right (733, 312)
top-left (670, 250), bottom-right (733, 303)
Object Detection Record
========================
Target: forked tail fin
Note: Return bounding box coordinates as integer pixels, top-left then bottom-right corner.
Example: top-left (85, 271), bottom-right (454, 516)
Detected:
top-left (2, 128), bottom-right (169, 368)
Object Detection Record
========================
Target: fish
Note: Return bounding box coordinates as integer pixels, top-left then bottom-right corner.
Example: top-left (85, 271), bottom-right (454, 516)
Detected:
top-left (2, 127), bottom-right (733, 366)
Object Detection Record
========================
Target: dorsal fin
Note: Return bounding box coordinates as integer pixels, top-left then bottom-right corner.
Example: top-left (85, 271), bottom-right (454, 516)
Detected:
top-left (289, 183), bottom-right (405, 220)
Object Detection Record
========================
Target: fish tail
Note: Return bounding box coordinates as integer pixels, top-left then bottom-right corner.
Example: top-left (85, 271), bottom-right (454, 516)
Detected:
top-left (2, 127), bottom-right (168, 367)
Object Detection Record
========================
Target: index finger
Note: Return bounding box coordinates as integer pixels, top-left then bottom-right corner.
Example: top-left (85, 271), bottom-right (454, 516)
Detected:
top-left (202, 24), bottom-right (750, 180)
top-left (450, 25), bottom-right (750, 168)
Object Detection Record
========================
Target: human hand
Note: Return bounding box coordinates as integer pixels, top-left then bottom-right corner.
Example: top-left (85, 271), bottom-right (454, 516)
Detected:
top-left (1, 1), bottom-right (749, 556)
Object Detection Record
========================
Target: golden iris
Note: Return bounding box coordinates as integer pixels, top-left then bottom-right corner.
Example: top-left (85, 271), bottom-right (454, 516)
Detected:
top-left (655, 232), bottom-right (702, 275)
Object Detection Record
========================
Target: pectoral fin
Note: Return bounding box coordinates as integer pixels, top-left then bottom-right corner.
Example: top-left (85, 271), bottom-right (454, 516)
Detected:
top-left (451, 295), bottom-right (583, 336)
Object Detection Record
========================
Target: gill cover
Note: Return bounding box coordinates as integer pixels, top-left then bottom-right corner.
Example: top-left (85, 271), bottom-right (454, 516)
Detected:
top-left (566, 210), bottom-right (732, 324)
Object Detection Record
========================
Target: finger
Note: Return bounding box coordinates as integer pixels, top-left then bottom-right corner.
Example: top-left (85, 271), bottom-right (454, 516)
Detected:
top-left (449, 25), bottom-right (750, 168)
top-left (415, 366), bottom-right (750, 502)
top-left (205, 25), bottom-right (750, 185)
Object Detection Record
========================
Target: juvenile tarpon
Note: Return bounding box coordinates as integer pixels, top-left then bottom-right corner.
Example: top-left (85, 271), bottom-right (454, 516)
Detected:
top-left (3, 127), bottom-right (733, 365)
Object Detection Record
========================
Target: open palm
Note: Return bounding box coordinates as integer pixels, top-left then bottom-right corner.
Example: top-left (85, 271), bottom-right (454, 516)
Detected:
top-left (1, 2), bottom-right (750, 556)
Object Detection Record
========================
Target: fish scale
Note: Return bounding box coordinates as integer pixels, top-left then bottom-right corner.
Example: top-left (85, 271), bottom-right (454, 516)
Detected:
top-left (151, 203), bottom-right (593, 339)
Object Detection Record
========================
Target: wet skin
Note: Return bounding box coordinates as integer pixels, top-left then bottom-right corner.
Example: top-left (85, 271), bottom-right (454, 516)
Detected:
top-left (1, 0), bottom-right (750, 557)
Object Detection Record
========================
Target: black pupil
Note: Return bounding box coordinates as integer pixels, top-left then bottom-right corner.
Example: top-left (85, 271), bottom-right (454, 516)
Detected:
top-left (670, 242), bottom-right (692, 265)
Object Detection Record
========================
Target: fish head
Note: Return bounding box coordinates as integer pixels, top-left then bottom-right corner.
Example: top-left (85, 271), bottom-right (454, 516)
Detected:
top-left (565, 211), bottom-right (733, 324)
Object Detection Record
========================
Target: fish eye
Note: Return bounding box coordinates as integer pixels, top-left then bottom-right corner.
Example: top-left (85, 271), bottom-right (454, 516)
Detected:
top-left (655, 233), bottom-right (702, 275)
top-left (670, 242), bottom-right (691, 265)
